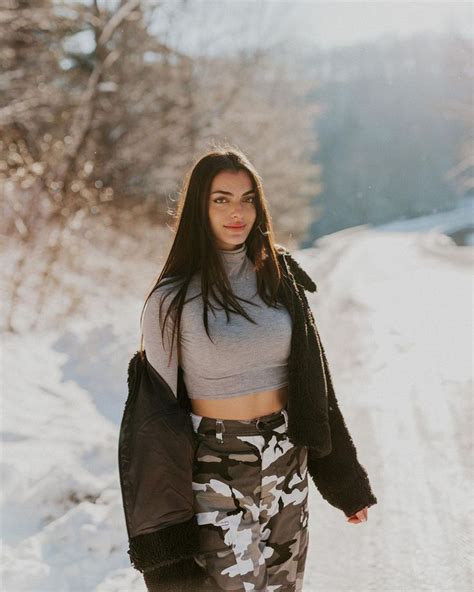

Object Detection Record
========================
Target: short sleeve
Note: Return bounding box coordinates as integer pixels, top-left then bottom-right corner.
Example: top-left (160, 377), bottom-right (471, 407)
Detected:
top-left (142, 285), bottom-right (179, 399)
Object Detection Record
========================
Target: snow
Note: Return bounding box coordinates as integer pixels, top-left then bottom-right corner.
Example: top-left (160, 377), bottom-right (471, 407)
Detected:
top-left (373, 196), bottom-right (473, 237)
top-left (1, 223), bottom-right (473, 591)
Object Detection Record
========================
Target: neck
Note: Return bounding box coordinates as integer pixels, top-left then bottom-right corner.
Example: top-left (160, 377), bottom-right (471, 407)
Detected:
top-left (216, 242), bottom-right (249, 279)
top-left (216, 242), bottom-right (246, 253)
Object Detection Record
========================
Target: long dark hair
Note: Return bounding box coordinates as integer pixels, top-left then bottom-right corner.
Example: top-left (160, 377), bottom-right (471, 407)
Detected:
top-left (139, 144), bottom-right (290, 364)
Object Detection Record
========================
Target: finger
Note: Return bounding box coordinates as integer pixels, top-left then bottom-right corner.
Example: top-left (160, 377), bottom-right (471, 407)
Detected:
top-left (347, 515), bottom-right (359, 523)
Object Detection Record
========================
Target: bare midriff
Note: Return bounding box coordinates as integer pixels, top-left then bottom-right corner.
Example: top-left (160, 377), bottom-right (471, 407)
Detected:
top-left (190, 385), bottom-right (289, 420)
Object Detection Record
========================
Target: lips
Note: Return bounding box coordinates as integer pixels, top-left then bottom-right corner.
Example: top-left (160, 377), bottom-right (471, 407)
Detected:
top-left (225, 224), bottom-right (245, 229)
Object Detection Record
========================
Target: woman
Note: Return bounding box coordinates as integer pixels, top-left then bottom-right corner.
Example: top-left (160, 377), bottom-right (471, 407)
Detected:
top-left (122, 146), bottom-right (377, 591)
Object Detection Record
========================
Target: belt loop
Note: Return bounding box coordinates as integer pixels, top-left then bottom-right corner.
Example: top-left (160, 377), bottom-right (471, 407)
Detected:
top-left (215, 419), bottom-right (224, 443)
top-left (281, 408), bottom-right (289, 431)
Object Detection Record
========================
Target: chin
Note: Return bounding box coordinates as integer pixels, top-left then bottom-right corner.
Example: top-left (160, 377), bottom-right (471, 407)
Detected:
top-left (217, 235), bottom-right (248, 249)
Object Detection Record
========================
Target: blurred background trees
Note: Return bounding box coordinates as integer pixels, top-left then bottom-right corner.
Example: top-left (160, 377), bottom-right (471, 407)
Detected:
top-left (302, 32), bottom-right (473, 243)
top-left (1, 0), bottom-right (320, 331)
top-left (0, 0), bottom-right (471, 332)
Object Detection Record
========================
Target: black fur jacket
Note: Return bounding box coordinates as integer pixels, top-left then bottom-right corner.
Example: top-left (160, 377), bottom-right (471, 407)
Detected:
top-left (118, 247), bottom-right (378, 591)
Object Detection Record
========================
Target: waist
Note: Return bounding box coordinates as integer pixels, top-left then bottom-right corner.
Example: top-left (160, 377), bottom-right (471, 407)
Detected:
top-left (189, 385), bottom-right (288, 420)
top-left (190, 402), bottom-right (289, 436)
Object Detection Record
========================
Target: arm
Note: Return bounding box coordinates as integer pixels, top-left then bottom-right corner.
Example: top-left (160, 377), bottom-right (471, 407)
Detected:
top-left (137, 286), bottom-right (210, 590)
top-left (142, 286), bottom-right (179, 398)
top-left (307, 324), bottom-right (378, 518)
top-left (286, 261), bottom-right (377, 519)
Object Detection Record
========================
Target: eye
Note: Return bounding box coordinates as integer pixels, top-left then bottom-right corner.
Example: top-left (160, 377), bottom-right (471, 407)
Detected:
top-left (212, 195), bottom-right (255, 204)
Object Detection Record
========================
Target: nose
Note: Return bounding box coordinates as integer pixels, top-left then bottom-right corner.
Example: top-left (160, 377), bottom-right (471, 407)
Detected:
top-left (231, 203), bottom-right (244, 217)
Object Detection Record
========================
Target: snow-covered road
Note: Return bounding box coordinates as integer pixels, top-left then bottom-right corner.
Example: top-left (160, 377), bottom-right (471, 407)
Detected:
top-left (298, 229), bottom-right (473, 591)
top-left (1, 227), bottom-right (472, 591)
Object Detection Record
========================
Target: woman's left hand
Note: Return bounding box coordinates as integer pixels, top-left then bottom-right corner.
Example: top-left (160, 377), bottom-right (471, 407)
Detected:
top-left (346, 506), bottom-right (368, 523)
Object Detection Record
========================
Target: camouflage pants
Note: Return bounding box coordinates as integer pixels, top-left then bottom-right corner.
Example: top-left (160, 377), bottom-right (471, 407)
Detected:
top-left (190, 405), bottom-right (309, 592)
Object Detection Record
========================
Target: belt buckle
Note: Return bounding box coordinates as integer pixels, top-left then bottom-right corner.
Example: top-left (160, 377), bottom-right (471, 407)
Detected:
top-left (257, 409), bottom-right (287, 432)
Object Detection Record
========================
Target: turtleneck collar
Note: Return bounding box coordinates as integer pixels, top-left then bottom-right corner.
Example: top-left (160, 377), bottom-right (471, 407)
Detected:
top-left (216, 242), bottom-right (249, 280)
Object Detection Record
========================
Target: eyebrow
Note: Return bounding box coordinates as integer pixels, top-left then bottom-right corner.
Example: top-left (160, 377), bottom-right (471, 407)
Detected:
top-left (210, 189), bottom-right (256, 196)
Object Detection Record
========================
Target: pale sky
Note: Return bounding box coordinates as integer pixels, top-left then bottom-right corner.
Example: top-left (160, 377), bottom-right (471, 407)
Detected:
top-left (149, 1), bottom-right (472, 55)
top-left (285, 1), bottom-right (472, 48)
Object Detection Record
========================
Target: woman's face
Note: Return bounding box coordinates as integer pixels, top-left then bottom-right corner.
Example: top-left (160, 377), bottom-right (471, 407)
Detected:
top-left (208, 169), bottom-right (257, 251)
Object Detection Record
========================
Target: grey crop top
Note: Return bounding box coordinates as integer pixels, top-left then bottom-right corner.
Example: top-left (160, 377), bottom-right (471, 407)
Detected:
top-left (142, 242), bottom-right (293, 400)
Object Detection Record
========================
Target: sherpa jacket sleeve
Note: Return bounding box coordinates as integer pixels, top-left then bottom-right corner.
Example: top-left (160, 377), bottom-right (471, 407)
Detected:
top-left (284, 252), bottom-right (377, 518)
top-left (138, 286), bottom-right (211, 590)
top-left (142, 286), bottom-right (179, 398)
top-left (307, 311), bottom-right (378, 517)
